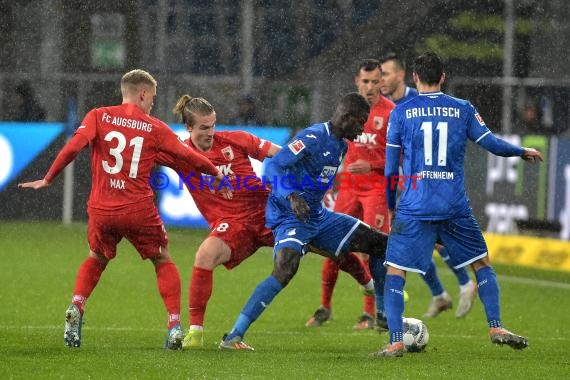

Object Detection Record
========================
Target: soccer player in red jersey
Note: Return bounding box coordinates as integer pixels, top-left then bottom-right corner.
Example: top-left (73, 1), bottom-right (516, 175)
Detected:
top-left (158, 94), bottom-right (375, 348)
top-left (18, 70), bottom-right (224, 350)
top-left (306, 59), bottom-right (395, 330)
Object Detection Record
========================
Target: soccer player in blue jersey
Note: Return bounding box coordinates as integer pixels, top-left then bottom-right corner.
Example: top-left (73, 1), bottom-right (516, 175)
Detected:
top-left (219, 93), bottom-right (390, 350)
top-left (381, 52), bottom-right (478, 319)
top-left (374, 52), bottom-right (542, 357)
top-left (380, 52), bottom-right (418, 104)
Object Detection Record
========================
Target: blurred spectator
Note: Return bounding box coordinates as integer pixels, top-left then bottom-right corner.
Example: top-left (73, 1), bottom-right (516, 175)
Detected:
top-left (14, 82), bottom-right (46, 122)
top-left (520, 101), bottom-right (550, 135)
top-left (230, 94), bottom-right (263, 126)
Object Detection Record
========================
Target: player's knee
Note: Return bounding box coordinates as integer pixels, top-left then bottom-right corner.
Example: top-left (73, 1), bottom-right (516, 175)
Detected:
top-left (89, 250), bottom-right (109, 265)
top-left (194, 248), bottom-right (221, 270)
top-left (349, 225), bottom-right (388, 257)
top-left (472, 256), bottom-right (491, 271)
top-left (272, 248), bottom-right (301, 286)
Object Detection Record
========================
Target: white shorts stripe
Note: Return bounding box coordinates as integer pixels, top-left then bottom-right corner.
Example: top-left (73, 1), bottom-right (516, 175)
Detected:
top-left (276, 237), bottom-right (305, 246)
top-left (452, 251), bottom-right (488, 269)
top-left (334, 220), bottom-right (361, 257)
top-left (384, 260), bottom-right (426, 275)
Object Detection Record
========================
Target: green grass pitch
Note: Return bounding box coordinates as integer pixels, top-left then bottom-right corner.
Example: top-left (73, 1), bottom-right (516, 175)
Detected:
top-left (1, 221), bottom-right (569, 379)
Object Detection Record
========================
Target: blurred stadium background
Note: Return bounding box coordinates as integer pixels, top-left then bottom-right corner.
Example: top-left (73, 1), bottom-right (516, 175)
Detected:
top-left (1, 0), bottom-right (570, 272)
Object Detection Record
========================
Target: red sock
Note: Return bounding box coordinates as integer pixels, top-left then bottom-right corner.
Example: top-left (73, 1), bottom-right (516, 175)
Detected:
top-left (72, 256), bottom-right (106, 314)
top-left (336, 253), bottom-right (371, 285)
top-left (321, 258), bottom-right (339, 309)
top-left (189, 266), bottom-right (213, 327)
top-left (364, 293), bottom-right (375, 316)
top-left (155, 261), bottom-right (181, 329)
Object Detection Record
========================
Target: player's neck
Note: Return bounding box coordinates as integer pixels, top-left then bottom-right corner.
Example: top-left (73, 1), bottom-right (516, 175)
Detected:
top-left (392, 85), bottom-right (407, 102)
top-left (416, 83), bottom-right (441, 93)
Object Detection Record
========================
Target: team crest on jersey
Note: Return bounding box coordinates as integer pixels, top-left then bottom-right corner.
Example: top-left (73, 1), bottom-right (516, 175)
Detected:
top-left (288, 139), bottom-right (306, 155)
top-left (221, 146), bottom-right (234, 161)
top-left (475, 113), bottom-right (486, 126)
top-left (373, 116), bottom-right (384, 130)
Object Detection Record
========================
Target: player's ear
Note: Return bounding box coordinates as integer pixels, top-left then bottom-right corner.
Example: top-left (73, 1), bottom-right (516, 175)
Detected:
top-left (439, 73), bottom-right (446, 85)
top-left (412, 72), bottom-right (419, 85)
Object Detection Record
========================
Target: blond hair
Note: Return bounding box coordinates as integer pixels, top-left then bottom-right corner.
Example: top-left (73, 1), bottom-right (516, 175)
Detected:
top-left (121, 69), bottom-right (157, 97)
top-left (172, 94), bottom-right (215, 127)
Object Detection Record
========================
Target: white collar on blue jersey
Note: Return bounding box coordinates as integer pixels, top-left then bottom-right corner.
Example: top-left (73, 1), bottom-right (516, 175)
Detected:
top-left (418, 91), bottom-right (444, 96)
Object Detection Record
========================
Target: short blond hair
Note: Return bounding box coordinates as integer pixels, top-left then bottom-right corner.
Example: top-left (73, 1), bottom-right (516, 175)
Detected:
top-left (121, 69), bottom-right (157, 97)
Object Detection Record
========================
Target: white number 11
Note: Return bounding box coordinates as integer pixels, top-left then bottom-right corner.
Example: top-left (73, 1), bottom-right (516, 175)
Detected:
top-left (421, 121), bottom-right (448, 166)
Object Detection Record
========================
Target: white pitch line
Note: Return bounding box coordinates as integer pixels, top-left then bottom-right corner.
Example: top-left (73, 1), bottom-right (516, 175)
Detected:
top-left (437, 270), bottom-right (570, 290)
top-left (497, 274), bottom-right (570, 289)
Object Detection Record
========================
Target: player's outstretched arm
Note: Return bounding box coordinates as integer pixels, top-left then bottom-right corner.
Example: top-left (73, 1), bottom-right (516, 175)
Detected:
top-left (18, 179), bottom-right (50, 190)
top-left (19, 133), bottom-right (89, 191)
top-left (521, 147), bottom-right (543, 163)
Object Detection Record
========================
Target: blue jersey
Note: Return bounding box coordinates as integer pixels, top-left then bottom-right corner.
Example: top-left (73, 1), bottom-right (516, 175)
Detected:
top-left (385, 91), bottom-right (522, 220)
top-left (265, 122), bottom-right (347, 226)
top-left (392, 86), bottom-right (418, 105)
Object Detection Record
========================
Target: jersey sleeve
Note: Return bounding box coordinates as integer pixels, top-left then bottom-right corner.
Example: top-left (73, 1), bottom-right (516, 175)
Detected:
top-left (231, 131), bottom-right (272, 161)
top-left (466, 104), bottom-right (524, 157)
top-left (74, 109), bottom-right (98, 142)
top-left (265, 128), bottom-right (321, 199)
top-left (465, 103), bottom-right (492, 143)
top-left (385, 111), bottom-right (402, 210)
top-left (44, 133), bottom-right (90, 183)
top-left (158, 127), bottom-right (220, 176)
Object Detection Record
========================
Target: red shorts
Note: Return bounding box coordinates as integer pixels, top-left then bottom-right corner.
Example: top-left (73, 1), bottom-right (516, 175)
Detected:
top-left (208, 217), bottom-right (274, 269)
top-left (88, 207), bottom-right (167, 260)
top-left (334, 190), bottom-right (390, 234)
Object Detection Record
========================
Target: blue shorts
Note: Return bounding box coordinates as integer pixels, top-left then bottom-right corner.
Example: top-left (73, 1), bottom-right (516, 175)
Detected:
top-left (272, 208), bottom-right (362, 257)
top-left (385, 214), bottom-right (488, 275)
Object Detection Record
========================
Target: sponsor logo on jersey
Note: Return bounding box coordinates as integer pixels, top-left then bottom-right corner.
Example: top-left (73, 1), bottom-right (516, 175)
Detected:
top-left (323, 151), bottom-right (330, 156)
top-left (288, 139), bottom-right (306, 155)
top-left (216, 163), bottom-right (233, 176)
top-left (373, 116), bottom-right (384, 130)
top-left (287, 228), bottom-right (297, 236)
top-left (306, 134), bottom-right (317, 139)
top-left (475, 112), bottom-right (486, 126)
top-left (354, 132), bottom-right (377, 145)
top-left (319, 165), bottom-right (338, 184)
top-left (221, 146), bottom-right (234, 161)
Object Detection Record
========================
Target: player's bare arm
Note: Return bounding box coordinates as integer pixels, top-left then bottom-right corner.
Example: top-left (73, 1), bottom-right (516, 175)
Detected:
top-left (266, 143), bottom-right (281, 158)
top-left (18, 179), bottom-right (50, 190)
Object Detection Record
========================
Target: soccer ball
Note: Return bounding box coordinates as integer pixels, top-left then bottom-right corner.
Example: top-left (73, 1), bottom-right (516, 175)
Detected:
top-left (402, 317), bottom-right (429, 352)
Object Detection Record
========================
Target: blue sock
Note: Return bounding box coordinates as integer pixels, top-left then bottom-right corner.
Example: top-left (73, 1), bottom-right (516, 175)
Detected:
top-left (225, 275), bottom-right (283, 340)
top-left (422, 259), bottom-right (445, 296)
top-left (439, 246), bottom-right (470, 286)
top-left (475, 266), bottom-right (501, 328)
top-left (369, 256), bottom-right (386, 314)
top-left (384, 274), bottom-right (405, 343)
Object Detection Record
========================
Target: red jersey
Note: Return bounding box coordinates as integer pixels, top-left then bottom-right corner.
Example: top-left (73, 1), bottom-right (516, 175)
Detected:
top-left (159, 130), bottom-right (271, 227)
top-left (45, 103), bottom-right (219, 215)
top-left (343, 95), bottom-right (395, 193)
